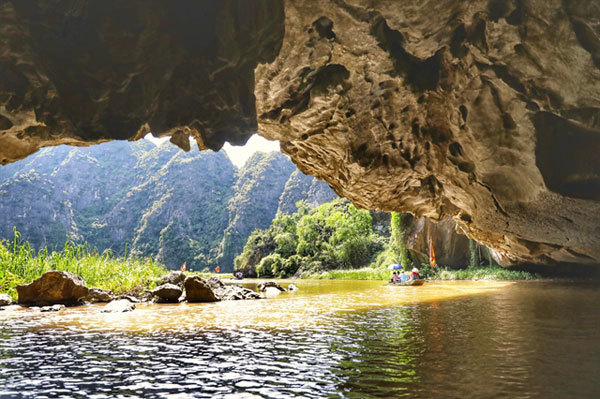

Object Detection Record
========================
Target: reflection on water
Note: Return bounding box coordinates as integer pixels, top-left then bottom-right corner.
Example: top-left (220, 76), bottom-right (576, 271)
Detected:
top-left (1, 280), bottom-right (599, 398)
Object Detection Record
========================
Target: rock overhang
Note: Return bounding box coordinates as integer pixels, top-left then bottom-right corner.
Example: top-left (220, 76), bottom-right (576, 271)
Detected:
top-left (0, 0), bottom-right (599, 266)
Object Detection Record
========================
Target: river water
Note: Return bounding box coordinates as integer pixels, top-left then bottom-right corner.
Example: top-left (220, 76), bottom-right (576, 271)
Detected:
top-left (1, 280), bottom-right (599, 398)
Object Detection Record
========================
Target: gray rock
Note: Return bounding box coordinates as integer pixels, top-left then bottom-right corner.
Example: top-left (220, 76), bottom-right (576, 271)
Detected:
top-left (118, 295), bottom-right (140, 303)
top-left (287, 283), bottom-right (298, 292)
top-left (16, 271), bottom-right (88, 305)
top-left (160, 271), bottom-right (187, 287)
top-left (0, 294), bottom-right (12, 306)
top-left (84, 288), bottom-right (114, 303)
top-left (257, 282), bottom-right (285, 292)
top-left (151, 283), bottom-right (183, 303)
top-left (184, 276), bottom-right (219, 302)
top-left (264, 286), bottom-right (283, 297)
top-left (206, 277), bottom-right (261, 301)
top-left (40, 304), bottom-right (65, 312)
top-left (101, 299), bottom-right (136, 313)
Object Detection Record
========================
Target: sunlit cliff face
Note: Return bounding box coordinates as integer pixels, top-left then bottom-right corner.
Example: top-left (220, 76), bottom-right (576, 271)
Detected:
top-left (1, 0), bottom-right (599, 267)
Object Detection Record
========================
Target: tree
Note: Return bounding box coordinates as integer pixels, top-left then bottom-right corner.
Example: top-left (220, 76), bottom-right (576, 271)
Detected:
top-left (390, 212), bottom-right (410, 267)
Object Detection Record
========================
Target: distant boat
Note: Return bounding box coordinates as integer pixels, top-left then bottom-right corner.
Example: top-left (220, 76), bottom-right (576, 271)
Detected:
top-left (387, 279), bottom-right (425, 286)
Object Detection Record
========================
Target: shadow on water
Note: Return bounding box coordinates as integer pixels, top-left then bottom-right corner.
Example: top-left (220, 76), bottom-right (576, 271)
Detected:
top-left (1, 280), bottom-right (600, 398)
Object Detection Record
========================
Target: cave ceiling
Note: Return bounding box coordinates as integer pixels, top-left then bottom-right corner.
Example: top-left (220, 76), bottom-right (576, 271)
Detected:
top-left (1, 0), bottom-right (599, 266)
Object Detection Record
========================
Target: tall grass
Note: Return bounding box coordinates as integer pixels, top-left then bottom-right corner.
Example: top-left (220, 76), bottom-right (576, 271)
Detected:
top-left (301, 265), bottom-right (540, 281)
top-left (432, 266), bottom-right (540, 281)
top-left (0, 230), bottom-right (167, 300)
top-left (302, 267), bottom-right (390, 280)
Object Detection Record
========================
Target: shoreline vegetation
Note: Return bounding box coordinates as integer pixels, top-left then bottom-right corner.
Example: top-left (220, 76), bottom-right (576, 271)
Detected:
top-left (1, 231), bottom-right (540, 301)
top-left (301, 266), bottom-right (540, 281)
top-left (0, 231), bottom-right (167, 300)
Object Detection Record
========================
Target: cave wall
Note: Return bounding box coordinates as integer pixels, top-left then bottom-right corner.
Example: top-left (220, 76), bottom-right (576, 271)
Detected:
top-left (255, 0), bottom-right (600, 265)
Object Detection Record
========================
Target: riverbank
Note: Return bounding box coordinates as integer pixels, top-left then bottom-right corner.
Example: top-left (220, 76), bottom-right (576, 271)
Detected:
top-left (0, 237), bottom-right (167, 300)
top-left (0, 234), bottom-right (540, 301)
top-left (302, 266), bottom-right (541, 281)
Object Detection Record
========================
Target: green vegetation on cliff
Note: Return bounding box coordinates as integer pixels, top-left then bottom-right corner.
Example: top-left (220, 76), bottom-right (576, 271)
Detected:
top-left (236, 198), bottom-right (541, 281)
top-left (234, 198), bottom-right (386, 278)
top-left (218, 152), bottom-right (296, 271)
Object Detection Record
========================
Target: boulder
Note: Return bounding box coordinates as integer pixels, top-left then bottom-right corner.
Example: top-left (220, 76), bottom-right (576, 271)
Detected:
top-left (16, 271), bottom-right (89, 306)
top-left (257, 282), bottom-right (286, 292)
top-left (84, 288), bottom-right (114, 303)
top-left (0, 294), bottom-right (12, 306)
top-left (205, 277), bottom-right (261, 300)
top-left (151, 284), bottom-right (183, 303)
top-left (159, 271), bottom-right (187, 287)
top-left (101, 299), bottom-right (136, 313)
top-left (183, 276), bottom-right (219, 302)
top-left (264, 286), bottom-right (283, 297)
top-left (118, 295), bottom-right (140, 303)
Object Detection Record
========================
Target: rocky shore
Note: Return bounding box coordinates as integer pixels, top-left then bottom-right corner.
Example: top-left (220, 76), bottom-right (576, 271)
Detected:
top-left (0, 271), bottom-right (296, 313)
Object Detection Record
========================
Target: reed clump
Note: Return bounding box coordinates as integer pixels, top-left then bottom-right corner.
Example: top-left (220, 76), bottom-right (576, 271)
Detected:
top-left (0, 230), bottom-right (167, 300)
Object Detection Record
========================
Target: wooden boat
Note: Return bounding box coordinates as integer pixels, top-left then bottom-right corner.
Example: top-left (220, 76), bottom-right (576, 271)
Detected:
top-left (387, 279), bottom-right (425, 286)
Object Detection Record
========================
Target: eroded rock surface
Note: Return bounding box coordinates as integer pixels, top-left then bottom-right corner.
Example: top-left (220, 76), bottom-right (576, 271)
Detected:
top-left (16, 271), bottom-right (89, 305)
top-left (1, 1), bottom-right (599, 266)
top-left (0, 0), bottom-right (284, 163)
top-left (255, 0), bottom-right (600, 265)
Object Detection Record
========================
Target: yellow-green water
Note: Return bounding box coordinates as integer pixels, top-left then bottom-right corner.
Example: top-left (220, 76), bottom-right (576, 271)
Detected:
top-left (0, 280), bottom-right (510, 331)
top-left (1, 280), bottom-right (599, 398)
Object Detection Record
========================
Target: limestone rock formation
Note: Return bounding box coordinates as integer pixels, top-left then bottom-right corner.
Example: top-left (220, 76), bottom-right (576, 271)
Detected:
top-left (16, 271), bottom-right (89, 305)
top-left (0, 0), bottom-right (285, 163)
top-left (1, 1), bottom-right (599, 266)
top-left (404, 216), bottom-right (472, 268)
top-left (255, 0), bottom-right (600, 266)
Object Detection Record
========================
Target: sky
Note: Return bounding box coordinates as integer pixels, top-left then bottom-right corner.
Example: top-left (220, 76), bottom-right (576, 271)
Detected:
top-left (144, 133), bottom-right (280, 168)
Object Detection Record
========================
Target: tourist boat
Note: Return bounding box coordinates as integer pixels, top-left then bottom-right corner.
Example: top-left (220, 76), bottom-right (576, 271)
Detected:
top-left (387, 279), bottom-right (425, 286)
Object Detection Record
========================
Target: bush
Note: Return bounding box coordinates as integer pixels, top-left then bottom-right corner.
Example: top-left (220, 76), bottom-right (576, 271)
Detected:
top-left (274, 232), bottom-right (297, 258)
top-left (273, 254), bottom-right (302, 278)
top-left (337, 236), bottom-right (372, 268)
top-left (256, 253), bottom-right (283, 278)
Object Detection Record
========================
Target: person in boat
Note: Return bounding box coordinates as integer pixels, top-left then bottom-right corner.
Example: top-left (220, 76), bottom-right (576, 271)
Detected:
top-left (409, 267), bottom-right (421, 280)
top-left (391, 271), bottom-right (399, 283)
top-left (398, 270), bottom-right (408, 283)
